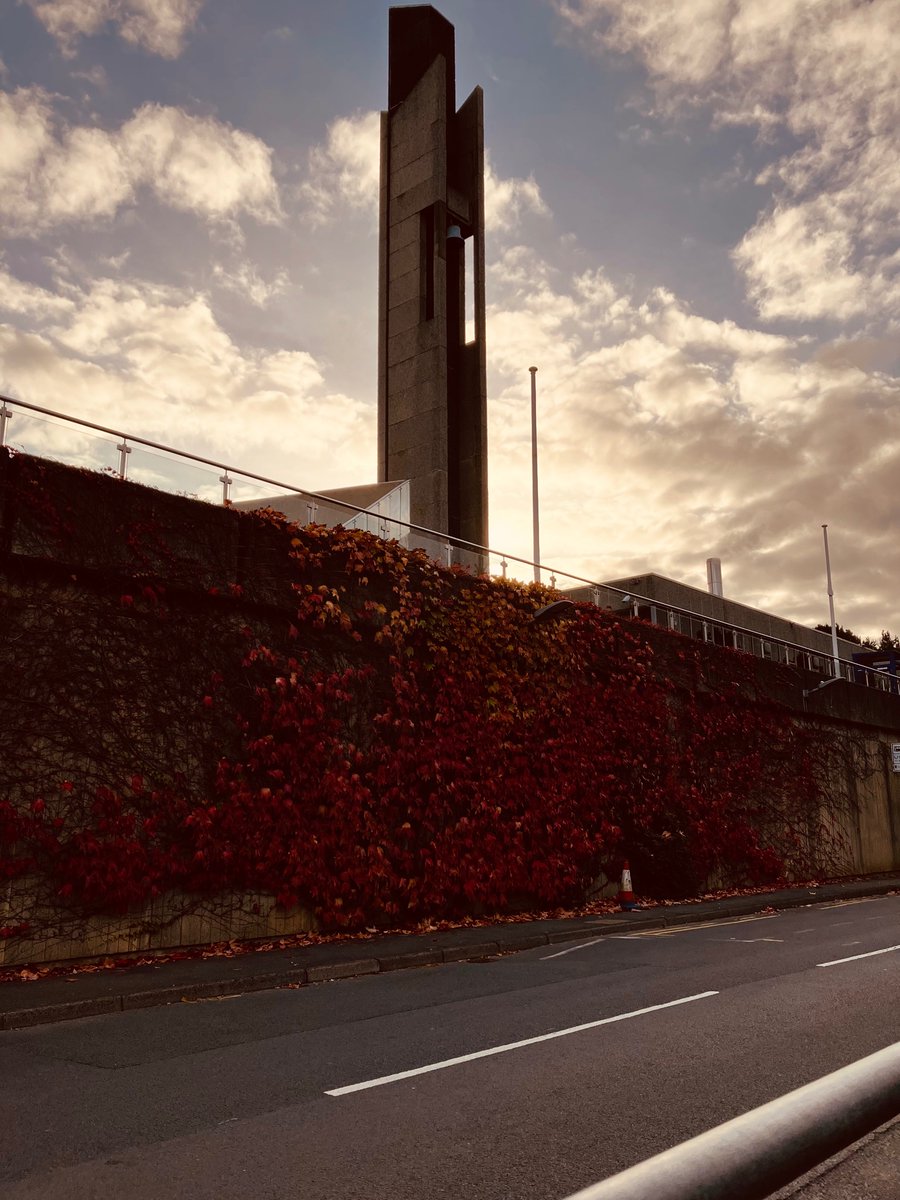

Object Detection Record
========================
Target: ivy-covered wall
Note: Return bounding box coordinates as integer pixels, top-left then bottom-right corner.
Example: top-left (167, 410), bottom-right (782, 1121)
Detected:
top-left (2, 450), bottom-right (899, 964)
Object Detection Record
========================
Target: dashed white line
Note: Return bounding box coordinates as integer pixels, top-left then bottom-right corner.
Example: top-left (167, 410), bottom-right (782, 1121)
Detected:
top-left (541, 939), bottom-right (606, 960)
top-left (324, 991), bottom-right (719, 1096)
top-left (723, 937), bottom-right (783, 943)
top-left (818, 944), bottom-right (900, 968)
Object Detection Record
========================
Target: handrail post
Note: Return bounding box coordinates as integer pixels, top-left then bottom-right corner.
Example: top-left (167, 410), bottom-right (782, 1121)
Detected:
top-left (0, 402), bottom-right (11, 447)
top-left (116, 439), bottom-right (131, 480)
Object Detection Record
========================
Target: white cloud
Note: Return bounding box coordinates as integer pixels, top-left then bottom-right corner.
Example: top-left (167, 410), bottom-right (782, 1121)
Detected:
top-left (484, 154), bottom-right (549, 233)
top-left (0, 261), bottom-right (76, 319)
top-left (0, 88), bottom-right (281, 235)
top-left (554, 0), bottom-right (900, 326)
top-left (301, 110), bottom-right (381, 225)
top-left (484, 244), bottom-right (900, 631)
top-left (0, 267), bottom-right (372, 490)
top-left (301, 109), bottom-right (550, 233)
top-left (211, 261), bottom-right (289, 307)
top-left (733, 201), bottom-right (867, 323)
top-left (24, 0), bottom-right (205, 59)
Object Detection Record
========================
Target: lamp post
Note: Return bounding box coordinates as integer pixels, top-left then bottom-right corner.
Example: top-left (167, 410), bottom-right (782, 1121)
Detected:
top-left (822, 524), bottom-right (841, 679)
top-left (529, 366), bottom-right (540, 584)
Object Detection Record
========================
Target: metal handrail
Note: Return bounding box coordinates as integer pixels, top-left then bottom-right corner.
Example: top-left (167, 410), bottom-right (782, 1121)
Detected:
top-left (0, 395), bottom-right (500, 561)
top-left (1, 395), bottom-right (896, 694)
top-left (563, 1039), bottom-right (900, 1200)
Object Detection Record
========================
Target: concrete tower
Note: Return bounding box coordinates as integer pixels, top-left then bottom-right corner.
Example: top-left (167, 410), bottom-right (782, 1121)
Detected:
top-left (377, 5), bottom-right (488, 548)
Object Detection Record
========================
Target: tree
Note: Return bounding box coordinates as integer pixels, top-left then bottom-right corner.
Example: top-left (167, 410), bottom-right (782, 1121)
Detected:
top-left (815, 623), bottom-right (862, 645)
top-left (816, 625), bottom-right (900, 653)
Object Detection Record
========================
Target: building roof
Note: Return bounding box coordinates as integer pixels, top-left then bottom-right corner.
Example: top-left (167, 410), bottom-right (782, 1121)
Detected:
top-left (233, 480), bottom-right (406, 524)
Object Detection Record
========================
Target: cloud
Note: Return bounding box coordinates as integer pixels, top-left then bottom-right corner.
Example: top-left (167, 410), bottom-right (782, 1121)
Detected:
top-left (211, 261), bottom-right (289, 308)
top-left (301, 109), bottom-right (550, 233)
top-left (0, 267), bottom-right (372, 492)
top-left (301, 110), bottom-right (381, 225)
top-left (553, 0), bottom-right (900, 327)
top-left (0, 87), bottom-right (281, 235)
top-left (1, 242), bottom-right (896, 634)
top-left (24, 0), bottom-right (205, 59)
top-left (484, 155), bottom-right (550, 233)
top-left (485, 245), bottom-right (900, 633)
top-left (0, 261), bottom-right (76, 319)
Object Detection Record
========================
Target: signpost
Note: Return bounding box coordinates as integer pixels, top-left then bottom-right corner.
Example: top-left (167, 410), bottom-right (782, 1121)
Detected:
top-left (892, 744), bottom-right (900, 773)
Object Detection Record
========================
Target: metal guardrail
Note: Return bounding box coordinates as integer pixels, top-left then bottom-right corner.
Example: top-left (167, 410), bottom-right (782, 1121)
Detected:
top-left (564, 1039), bottom-right (900, 1200)
top-left (1, 395), bottom-right (896, 695)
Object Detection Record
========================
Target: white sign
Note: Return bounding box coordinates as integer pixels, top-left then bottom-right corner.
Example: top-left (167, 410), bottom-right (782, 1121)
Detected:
top-left (893, 744), bottom-right (900, 774)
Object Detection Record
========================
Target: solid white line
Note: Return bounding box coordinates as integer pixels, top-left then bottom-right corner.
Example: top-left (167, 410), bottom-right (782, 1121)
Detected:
top-left (541, 938), bottom-right (605, 960)
top-left (818, 944), bottom-right (900, 967)
top-left (324, 991), bottom-right (719, 1096)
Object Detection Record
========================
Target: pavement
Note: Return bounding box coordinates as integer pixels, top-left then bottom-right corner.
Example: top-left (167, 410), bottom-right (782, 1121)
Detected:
top-left (3, 873), bottom-right (899, 1032)
top-left (775, 1115), bottom-right (900, 1200)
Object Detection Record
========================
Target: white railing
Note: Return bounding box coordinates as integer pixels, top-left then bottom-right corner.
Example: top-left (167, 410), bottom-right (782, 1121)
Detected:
top-left (1, 395), bottom-right (896, 696)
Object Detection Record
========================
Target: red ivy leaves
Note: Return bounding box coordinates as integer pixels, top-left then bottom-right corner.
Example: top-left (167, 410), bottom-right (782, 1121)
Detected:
top-left (1, 510), bottom-right (837, 939)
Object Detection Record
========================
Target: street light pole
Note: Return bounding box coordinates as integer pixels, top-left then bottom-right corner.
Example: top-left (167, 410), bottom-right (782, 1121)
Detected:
top-left (530, 366), bottom-right (540, 584)
top-left (822, 523), bottom-right (841, 679)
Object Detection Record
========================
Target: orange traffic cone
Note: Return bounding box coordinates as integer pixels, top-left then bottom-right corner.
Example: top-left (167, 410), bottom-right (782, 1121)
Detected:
top-left (618, 860), bottom-right (639, 911)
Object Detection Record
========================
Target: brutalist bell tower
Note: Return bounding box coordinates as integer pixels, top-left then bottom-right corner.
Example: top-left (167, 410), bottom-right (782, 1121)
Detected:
top-left (377, 5), bottom-right (488, 548)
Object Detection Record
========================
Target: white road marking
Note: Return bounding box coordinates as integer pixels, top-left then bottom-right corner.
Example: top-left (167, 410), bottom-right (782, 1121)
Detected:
top-left (541, 939), bottom-right (605, 960)
top-left (793, 928), bottom-right (816, 934)
top-left (842, 941), bottom-right (862, 947)
top-left (607, 914), bottom-right (776, 938)
top-left (723, 937), bottom-right (783, 943)
top-left (324, 991), bottom-right (719, 1096)
top-left (818, 944), bottom-right (900, 968)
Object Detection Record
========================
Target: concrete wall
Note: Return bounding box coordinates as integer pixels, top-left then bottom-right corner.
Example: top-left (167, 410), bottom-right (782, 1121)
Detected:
top-left (2, 450), bottom-right (899, 965)
top-left (0, 889), bottom-right (315, 968)
top-left (377, 7), bottom-right (488, 545)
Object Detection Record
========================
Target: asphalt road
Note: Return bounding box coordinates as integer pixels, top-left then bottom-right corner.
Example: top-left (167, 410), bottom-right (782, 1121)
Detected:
top-left (2, 895), bottom-right (899, 1200)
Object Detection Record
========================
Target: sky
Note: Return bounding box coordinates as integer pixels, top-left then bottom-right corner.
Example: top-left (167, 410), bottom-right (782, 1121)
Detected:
top-left (1, 0), bottom-right (898, 638)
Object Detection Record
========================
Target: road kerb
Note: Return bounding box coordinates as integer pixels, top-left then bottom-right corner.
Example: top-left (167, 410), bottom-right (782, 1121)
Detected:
top-left (305, 958), bottom-right (380, 983)
top-left (442, 942), bottom-right (501, 962)
top-left (1, 995), bottom-right (121, 1030)
top-left (377, 950), bottom-right (444, 972)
